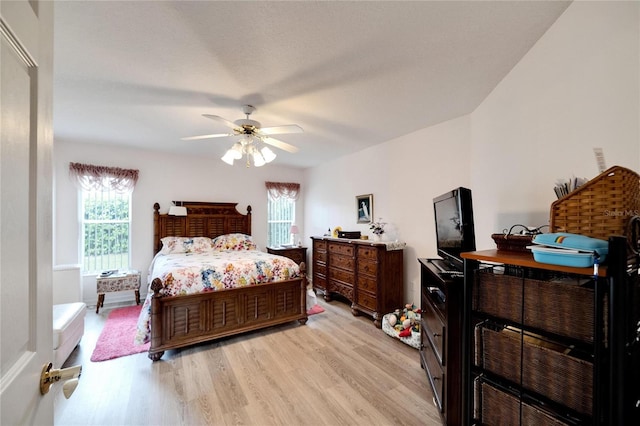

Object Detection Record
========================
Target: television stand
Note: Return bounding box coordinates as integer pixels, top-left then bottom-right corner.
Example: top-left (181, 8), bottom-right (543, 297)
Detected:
top-left (419, 258), bottom-right (464, 425)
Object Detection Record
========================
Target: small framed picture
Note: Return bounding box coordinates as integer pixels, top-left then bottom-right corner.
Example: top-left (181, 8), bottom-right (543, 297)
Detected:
top-left (356, 194), bottom-right (373, 224)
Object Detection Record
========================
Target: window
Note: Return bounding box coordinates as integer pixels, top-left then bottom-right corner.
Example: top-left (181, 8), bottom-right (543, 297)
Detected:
top-left (267, 196), bottom-right (295, 247)
top-left (265, 181), bottom-right (300, 247)
top-left (69, 162), bottom-right (139, 274)
top-left (81, 188), bottom-right (131, 273)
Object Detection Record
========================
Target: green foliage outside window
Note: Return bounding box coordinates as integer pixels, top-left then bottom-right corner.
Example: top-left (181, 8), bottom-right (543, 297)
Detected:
top-left (82, 192), bottom-right (130, 272)
top-left (267, 196), bottom-right (295, 247)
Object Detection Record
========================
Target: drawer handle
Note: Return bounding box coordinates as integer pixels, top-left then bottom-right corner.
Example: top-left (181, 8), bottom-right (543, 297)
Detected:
top-left (433, 333), bottom-right (441, 338)
top-left (427, 286), bottom-right (440, 294)
top-left (433, 376), bottom-right (441, 381)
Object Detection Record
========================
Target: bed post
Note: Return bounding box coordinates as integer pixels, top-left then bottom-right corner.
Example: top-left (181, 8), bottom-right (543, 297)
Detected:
top-left (148, 278), bottom-right (164, 361)
top-left (246, 205), bottom-right (252, 235)
top-left (153, 203), bottom-right (160, 255)
top-left (299, 262), bottom-right (308, 325)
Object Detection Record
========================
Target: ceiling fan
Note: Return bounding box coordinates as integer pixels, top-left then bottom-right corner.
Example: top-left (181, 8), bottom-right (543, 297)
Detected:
top-left (182, 105), bottom-right (303, 166)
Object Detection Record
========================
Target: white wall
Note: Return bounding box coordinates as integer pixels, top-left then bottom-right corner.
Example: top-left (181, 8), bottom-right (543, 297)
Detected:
top-left (470, 0), bottom-right (640, 251)
top-left (304, 1), bottom-right (640, 305)
top-left (53, 141), bottom-right (304, 307)
top-left (305, 115), bottom-right (471, 302)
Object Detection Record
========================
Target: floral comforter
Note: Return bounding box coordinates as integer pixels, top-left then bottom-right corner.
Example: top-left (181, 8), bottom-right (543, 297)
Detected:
top-left (134, 250), bottom-right (300, 345)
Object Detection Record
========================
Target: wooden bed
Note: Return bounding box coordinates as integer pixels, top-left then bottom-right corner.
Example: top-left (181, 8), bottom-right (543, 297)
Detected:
top-left (146, 201), bottom-right (307, 361)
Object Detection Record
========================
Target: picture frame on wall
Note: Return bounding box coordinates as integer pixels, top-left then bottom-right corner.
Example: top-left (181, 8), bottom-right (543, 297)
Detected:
top-left (356, 194), bottom-right (373, 224)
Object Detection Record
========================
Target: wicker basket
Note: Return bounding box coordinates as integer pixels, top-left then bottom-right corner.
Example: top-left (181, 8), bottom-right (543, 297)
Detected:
top-left (476, 379), bottom-right (570, 425)
top-left (473, 269), bottom-right (602, 343)
top-left (550, 165), bottom-right (640, 240)
top-left (491, 233), bottom-right (534, 253)
top-left (476, 325), bottom-right (593, 416)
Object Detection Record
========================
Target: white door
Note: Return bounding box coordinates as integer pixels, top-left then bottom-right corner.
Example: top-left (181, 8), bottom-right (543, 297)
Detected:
top-left (1, 1), bottom-right (54, 424)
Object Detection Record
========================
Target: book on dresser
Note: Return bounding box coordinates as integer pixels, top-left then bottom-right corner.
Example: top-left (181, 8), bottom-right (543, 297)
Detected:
top-left (310, 236), bottom-right (405, 328)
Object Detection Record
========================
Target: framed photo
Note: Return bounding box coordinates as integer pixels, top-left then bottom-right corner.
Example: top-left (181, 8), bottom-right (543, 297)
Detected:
top-left (356, 194), bottom-right (373, 224)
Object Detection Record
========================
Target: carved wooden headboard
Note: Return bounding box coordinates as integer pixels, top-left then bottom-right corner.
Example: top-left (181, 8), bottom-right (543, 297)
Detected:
top-left (153, 201), bottom-right (252, 255)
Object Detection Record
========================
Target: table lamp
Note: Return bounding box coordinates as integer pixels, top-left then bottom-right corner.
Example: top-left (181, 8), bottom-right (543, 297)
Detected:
top-left (290, 224), bottom-right (299, 246)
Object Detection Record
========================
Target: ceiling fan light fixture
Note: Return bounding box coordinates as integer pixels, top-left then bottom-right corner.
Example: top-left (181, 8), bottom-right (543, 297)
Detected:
top-left (221, 149), bottom-right (237, 165)
top-left (261, 146), bottom-right (276, 163)
top-left (230, 142), bottom-right (243, 158)
top-left (250, 146), bottom-right (266, 167)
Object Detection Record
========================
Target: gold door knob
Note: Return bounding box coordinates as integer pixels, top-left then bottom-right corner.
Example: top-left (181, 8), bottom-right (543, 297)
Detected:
top-left (40, 362), bottom-right (82, 398)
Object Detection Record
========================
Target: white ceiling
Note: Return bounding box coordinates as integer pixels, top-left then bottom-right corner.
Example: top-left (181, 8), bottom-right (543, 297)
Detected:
top-left (53, 1), bottom-right (571, 168)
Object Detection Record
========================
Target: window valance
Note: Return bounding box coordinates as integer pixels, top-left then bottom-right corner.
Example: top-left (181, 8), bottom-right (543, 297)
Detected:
top-left (69, 162), bottom-right (139, 193)
top-left (265, 181), bottom-right (300, 200)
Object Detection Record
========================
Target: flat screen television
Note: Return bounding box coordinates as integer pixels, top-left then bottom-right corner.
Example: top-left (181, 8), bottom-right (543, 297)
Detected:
top-left (433, 187), bottom-right (476, 272)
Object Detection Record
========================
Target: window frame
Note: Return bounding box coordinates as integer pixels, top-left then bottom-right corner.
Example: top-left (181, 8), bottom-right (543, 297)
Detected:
top-left (79, 188), bottom-right (132, 274)
top-left (267, 195), bottom-right (296, 247)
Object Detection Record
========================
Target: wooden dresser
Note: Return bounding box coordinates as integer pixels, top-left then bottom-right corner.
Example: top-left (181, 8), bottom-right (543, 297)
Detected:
top-left (310, 236), bottom-right (404, 327)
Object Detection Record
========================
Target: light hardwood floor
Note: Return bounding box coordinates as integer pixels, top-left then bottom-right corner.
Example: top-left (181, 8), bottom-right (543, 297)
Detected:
top-left (54, 298), bottom-right (441, 426)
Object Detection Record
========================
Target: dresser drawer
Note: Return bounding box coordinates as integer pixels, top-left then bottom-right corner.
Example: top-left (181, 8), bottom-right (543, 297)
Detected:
top-left (422, 296), bottom-right (446, 364)
top-left (329, 280), bottom-right (354, 301)
top-left (421, 333), bottom-right (445, 412)
top-left (357, 273), bottom-right (377, 293)
top-left (357, 259), bottom-right (378, 276)
top-left (329, 267), bottom-right (354, 285)
top-left (356, 290), bottom-right (377, 310)
top-left (328, 242), bottom-right (354, 256)
top-left (314, 263), bottom-right (326, 277)
top-left (313, 250), bottom-right (327, 263)
top-left (313, 273), bottom-right (326, 290)
top-left (357, 245), bottom-right (379, 260)
top-left (329, 253), bottom-right (355, 271)
top-left (287, 252), bottom-right (305, 265)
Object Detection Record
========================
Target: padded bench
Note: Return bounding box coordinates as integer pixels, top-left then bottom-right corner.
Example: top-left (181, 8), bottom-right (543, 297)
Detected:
top-left (53, 302), bottom-right (86, 367)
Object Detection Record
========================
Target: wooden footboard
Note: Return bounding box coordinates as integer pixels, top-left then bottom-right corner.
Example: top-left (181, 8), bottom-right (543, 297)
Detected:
top-left (147, 265), bottom-right (308, 361)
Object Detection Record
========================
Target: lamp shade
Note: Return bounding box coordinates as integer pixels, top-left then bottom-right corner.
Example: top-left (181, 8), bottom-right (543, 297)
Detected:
top-left (261, 146), bottom-right (276, 163)
top-left (221, 150), bottom-right (236, 165)
top-left (290, 225), bottom-right (299, 235)
top-left (168, 206), bottom-right (187, 216)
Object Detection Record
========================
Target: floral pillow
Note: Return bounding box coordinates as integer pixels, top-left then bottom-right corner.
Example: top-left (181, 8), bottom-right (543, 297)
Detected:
top-left (211, 233), bottom-right (257, 251)
top-left (160, 237), bottom-right (215, 255)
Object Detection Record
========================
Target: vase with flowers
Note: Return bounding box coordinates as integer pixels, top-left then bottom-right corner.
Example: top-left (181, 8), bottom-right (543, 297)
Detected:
top-left (370, 218), bottom-right (386, 241)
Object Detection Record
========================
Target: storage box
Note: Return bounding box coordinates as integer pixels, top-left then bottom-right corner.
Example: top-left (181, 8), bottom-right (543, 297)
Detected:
top-left (476, 325), bottom-right (593, 415)
top-left (529, 246), bottom-right (602, 268)
top-left (473, 269), bottom-right (601, 343)
top-left (475, 379), bottom-right (570, 425)
top-left (530, 233), bottom-right (608, 267)
top-left (550, 166), bottom-right (640, 240)
top-left (491, 233), bottom-right (533, 253)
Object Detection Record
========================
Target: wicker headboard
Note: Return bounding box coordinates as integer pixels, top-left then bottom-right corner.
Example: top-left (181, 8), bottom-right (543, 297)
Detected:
top-left (153, 201), bottom-right (252, 255)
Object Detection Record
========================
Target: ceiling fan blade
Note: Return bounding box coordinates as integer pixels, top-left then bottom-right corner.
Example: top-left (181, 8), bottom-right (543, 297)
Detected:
top-left (260, 136), bottom-right (299, 153)
top-left (202, 114), bottom-right (241, 130)
top-left (181, 133), bottom-right (233, 141)
top-left (257, 124), bottom-right (304, 136)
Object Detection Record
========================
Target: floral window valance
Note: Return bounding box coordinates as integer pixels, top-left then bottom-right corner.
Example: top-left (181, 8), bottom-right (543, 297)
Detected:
top-left (265, 181), bottom-right (300, 200)
top-left (69, 162), bottom-right (139, 194)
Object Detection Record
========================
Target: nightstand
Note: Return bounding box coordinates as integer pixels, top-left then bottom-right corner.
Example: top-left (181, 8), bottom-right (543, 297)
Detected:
top-left (267, 246), bottom-right (307, 266)
top-left (96, 270), bottom-right (141, 313)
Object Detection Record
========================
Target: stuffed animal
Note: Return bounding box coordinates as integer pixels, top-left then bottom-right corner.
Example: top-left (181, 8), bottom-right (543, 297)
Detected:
top-left (388, 304), bottom-right (421, 337)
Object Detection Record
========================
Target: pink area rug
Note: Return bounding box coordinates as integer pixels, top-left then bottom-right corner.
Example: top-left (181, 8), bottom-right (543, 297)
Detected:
top-left (90, 305), bottom-right (149, 362)
top-left (307, 304), bottom-right (325, 315)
